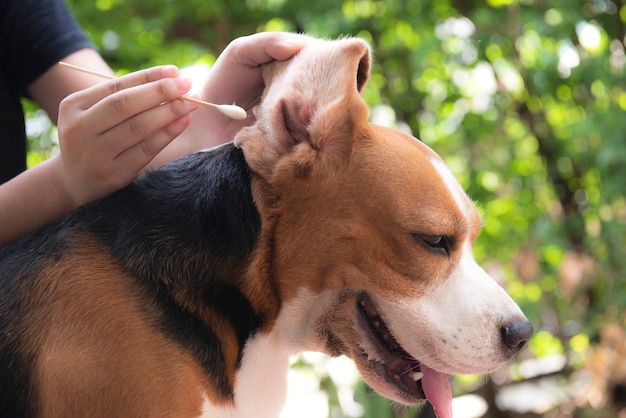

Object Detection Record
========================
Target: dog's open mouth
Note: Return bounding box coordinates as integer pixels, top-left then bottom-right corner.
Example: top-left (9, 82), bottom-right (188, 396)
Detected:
top-left (356, 293), bottom-right (453, 418)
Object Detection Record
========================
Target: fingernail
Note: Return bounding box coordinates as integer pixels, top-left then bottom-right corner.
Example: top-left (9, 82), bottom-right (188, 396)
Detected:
top-left (175, 76), bottom-right (192, 90)
top-left (161, 65), bottom-right (179, 78)
top-left (279, 37), bottom-right (306, 48)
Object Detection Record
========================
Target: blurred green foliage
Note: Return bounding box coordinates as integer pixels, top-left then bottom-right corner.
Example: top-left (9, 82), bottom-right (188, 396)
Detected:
top-left (25, 0), bottom-right (626, 416)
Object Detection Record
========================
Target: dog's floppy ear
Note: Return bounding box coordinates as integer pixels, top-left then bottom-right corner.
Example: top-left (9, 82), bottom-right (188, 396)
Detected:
top-left (234, 36), bottom-right (371, 181)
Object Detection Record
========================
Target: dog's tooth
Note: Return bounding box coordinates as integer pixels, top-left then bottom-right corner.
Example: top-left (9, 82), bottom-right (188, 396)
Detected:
top-left (412, 372), bottom-right (424, 381)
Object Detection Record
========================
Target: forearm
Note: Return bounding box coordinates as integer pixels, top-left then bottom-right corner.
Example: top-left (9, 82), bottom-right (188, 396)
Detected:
top-left (0, 155), bottom-right (75, 246)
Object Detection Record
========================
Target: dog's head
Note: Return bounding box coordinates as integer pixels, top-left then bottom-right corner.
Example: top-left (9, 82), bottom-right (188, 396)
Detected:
top-left (235, 36), bottom-right (532, 417)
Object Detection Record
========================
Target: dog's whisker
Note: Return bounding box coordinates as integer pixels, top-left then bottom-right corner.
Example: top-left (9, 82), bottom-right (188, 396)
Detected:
top-left (402, 363), bottom-right (421, 375)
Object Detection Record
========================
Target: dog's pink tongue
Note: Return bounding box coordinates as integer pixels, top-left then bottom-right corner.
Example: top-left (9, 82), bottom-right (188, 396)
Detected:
top-left (421, 365), bottom-right (453, 418)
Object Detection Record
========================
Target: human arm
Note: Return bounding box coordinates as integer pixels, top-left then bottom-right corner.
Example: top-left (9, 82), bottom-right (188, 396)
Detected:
top-left (0, 51), bottom-right (198, 246)
top-left (50, 33), bottom-right (308, 204)
top-left (26, 48), bottom-right (114, 124)
top-left (0, 33), bottom-right (306, 246)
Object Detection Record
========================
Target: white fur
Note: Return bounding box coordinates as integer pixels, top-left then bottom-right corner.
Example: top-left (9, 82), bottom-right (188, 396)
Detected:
top-left (376, 244), bottom-right (524, 375)
top-left (200, 290), bottom-right (333, 418)
top-left (198, 394), bottom-right (213, 418)
top-left (199, 336), bottom-right (291, 418)
top-left (428, 156), bottom-right (474, 218)
top-left (367, 155), bottom-right (524, 375)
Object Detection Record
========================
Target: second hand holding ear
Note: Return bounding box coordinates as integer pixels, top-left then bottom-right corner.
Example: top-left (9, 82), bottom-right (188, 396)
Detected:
top-left (193, 32), bottom-right (309, 147)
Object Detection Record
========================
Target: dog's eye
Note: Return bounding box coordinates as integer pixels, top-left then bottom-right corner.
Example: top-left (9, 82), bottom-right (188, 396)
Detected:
top-left (414, 234), bottom-right (451, 255)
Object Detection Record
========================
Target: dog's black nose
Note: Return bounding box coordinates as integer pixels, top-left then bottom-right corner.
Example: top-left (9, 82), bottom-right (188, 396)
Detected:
top-left (501, 319), bottom-right (533, 352)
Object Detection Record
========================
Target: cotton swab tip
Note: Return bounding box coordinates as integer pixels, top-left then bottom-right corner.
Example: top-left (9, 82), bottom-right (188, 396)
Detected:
top-left (215, 104), bottom-right (248, 120)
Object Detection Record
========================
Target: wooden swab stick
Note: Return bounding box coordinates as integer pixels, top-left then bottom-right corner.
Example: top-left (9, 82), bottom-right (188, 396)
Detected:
top-left (58, 61), bottom-right (248, 120)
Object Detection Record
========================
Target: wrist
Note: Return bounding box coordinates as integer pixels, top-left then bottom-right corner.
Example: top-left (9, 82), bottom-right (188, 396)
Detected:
top-left (45, 155), bottom-right (82, 212)
top-left (0, 156), bottom-right (80, 246)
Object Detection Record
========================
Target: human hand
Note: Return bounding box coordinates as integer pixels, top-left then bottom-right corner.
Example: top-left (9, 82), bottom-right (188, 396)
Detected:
top-left (193, 32), bottom-right (308, 146)
top-left (55, 65), bottom-right (199, 206)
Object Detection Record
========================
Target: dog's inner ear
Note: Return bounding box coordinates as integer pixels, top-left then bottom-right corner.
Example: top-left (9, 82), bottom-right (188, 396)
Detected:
top-left (356, 52), bottom-right (370, 93)
top-left (282, 40), bottom-right (371, 148)
top-left (282, 100), bottom-right (314, 145)
top-left (234, 38), bottom-right (372, 179)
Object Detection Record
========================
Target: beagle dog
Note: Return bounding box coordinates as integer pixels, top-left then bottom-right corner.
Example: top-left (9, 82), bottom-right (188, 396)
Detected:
top-left (0, 36), bottom-right (532, 418)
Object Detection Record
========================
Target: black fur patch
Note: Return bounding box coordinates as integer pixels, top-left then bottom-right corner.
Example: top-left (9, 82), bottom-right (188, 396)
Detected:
top-left (0, 143), bottom-right (265, 409)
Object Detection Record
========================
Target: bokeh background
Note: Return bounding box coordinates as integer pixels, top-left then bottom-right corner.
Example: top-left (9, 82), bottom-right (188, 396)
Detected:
top-left (24, 0), bottom-right (626, 417)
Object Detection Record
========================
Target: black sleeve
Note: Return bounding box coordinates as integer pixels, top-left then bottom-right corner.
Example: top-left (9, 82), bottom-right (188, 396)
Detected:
top-left (1, 0), bottom-right (94, 95)
top-left (0, 0), bottom-right (93, 183)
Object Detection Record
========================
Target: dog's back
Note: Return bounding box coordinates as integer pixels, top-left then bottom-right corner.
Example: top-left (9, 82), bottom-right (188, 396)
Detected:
top-left (0, 144), bottom-right (263, 417)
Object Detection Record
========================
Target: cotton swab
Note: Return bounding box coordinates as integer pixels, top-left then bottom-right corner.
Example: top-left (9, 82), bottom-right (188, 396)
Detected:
top-left (58, 61), bottom-right (248, 120)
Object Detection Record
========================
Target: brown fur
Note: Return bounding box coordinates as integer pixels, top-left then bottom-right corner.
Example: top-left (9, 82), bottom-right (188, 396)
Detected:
top-left (20, 237), bottom-right (210, 415)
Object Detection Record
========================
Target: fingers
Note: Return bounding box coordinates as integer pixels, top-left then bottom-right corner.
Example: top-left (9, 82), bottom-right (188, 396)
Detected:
top-left (57, 99), bottom-right (196, 206)
top-left (59, 64), bottom-right (195, 142)
top-left (219, 32), bottom-right (308, 68)
top-left (87, 72), bottom-right (194, 134)
top-left (203, 33), bottom-right (308, 108)
top-left (114, 113), bottom-right (193, 173)
top-left (101, 94), bottom-right (199, 160)
top-left (78, 65), bottom-right (181, 110)
top-left (263, 33), bottom-right (309, 62)
top-left (55, 64), bottom-right (202, 206)
top-left (185, 33), bottom-right (309, 148)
